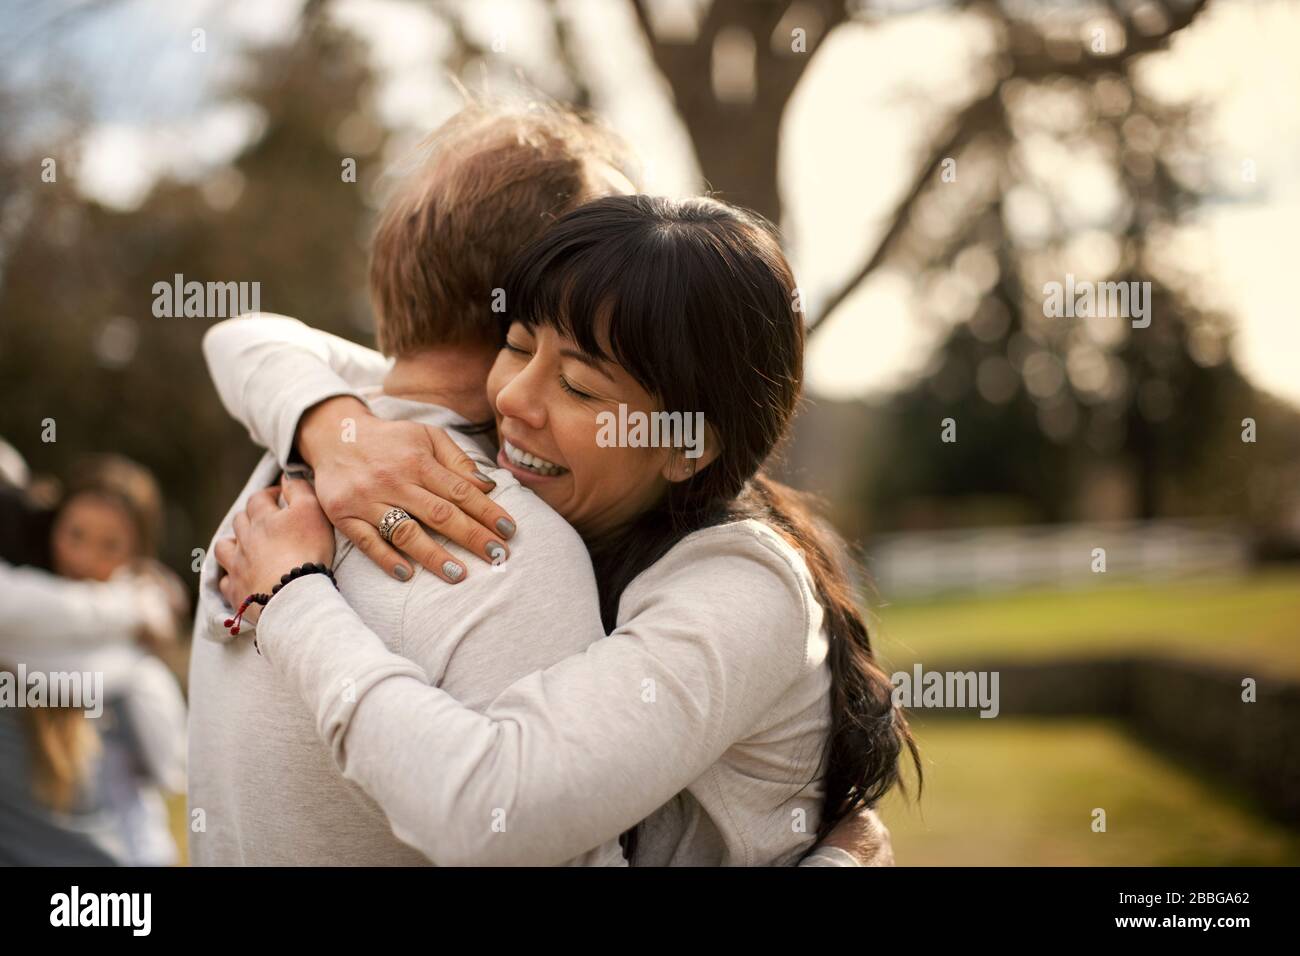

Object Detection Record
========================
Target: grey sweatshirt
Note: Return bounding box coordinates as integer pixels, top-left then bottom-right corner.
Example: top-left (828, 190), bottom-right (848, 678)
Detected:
top-left (188, 394), bottom-right (624, 866)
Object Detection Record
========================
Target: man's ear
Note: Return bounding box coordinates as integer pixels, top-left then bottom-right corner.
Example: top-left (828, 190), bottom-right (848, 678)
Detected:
top-left (660, 421), bottom-right (721, 483)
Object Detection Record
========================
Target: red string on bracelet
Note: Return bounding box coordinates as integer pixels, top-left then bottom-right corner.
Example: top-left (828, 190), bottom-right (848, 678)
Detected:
top-left (223, 564), bottom-right (339, 647)
top-left (224, 593), bottom-right (270, 636)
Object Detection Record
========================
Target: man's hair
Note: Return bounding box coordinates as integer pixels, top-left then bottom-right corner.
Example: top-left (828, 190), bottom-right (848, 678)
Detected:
top-left (368, 100), bottom-right (636, 356)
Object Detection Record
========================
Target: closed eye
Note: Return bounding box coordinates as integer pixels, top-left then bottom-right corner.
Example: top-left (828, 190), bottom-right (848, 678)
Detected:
top-left (559, 377), bottom-right (596, 401)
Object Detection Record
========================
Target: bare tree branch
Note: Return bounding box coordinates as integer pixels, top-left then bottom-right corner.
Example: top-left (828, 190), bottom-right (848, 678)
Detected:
top-left (545, 0), bottom-right (592, 109)
top-left (808, 0), bottom-right (1214, 334)
top-left (1012, 0), bottom-right (1212, 79)
top-left (807, 87), bottom-right (1001, 333)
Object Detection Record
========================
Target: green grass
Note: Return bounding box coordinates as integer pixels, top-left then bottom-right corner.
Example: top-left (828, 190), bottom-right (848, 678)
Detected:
top-left (869, 572), bottom-right (1300, 863)
top-left (879, 718), bottom-right (1300, 865)
top-left (869, 568), bottom-right (1300, 676)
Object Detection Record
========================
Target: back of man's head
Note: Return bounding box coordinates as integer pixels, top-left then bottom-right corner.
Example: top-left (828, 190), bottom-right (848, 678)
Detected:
top-left (369, 101), bottom-right (636, 357)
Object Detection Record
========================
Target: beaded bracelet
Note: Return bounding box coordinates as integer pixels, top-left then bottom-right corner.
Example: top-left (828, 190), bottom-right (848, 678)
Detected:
top-left (273, 561), bottom-right (337, 595)
top-left (225, 563), bottom-right (339, 651)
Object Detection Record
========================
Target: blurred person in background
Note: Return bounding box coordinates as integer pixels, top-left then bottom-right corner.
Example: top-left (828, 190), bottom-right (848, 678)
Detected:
top-left (0, 451), bottom-right (188, 865)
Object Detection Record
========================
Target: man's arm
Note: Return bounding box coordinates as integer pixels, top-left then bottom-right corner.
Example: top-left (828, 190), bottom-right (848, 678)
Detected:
top-left (798, 807), bottom-right (896, 866)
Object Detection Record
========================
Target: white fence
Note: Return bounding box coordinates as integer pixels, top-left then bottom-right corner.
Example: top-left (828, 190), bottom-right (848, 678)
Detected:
top-left (864, 520), bottom-right (1250, 599)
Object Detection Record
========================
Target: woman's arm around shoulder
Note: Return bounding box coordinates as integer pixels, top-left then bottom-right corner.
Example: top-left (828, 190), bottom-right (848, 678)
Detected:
top-left (250, 518), bottom-right (817, 866)
top-left (202, 312), bottom-right (390, 466)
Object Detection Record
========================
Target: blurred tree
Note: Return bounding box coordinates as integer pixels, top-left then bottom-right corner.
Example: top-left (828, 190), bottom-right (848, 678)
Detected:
top-left (629, 0), bottom-right (848, 224)
top-left (622, 0), bottom-right (1296, 528)
top-left (0, 8), bottom-right (384, 575)
top-left (2, 0), bottom-right (1295, 582)
top-left (846, 0), bottom-right (1280, 526)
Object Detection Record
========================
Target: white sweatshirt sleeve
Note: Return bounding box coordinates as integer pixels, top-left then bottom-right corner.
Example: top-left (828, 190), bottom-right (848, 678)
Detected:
top-left (121, 655), bottom-right (189, 793)
top-left (252, 524), bottom-right (814, 867)
top-left (202, 313), bottom-right (391, 467)
top-left (798, 846), bottom-right (864, 867)
top-left (0, 561), bottom-right (156, 654)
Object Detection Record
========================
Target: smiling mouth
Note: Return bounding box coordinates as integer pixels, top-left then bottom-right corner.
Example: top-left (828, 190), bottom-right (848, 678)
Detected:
top-left (502, 439), bottom-right (569, 477)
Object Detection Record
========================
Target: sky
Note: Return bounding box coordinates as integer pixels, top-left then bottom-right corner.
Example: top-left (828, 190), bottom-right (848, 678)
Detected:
top-left (4, 0), bottom-right (1297, 406)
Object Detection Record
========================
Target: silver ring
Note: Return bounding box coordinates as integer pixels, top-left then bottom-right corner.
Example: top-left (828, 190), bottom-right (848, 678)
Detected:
top-left (377, 507), bottom-right (413, 544)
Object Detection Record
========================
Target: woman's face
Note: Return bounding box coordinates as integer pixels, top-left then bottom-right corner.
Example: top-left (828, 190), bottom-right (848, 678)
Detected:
top-left (51, 493), bottom-right (138, 582)
top-left (486, 321), bottom-right (683, 540)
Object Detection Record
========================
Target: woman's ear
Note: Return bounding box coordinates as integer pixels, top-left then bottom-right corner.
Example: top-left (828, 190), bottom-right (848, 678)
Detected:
top-left (660, 421), bottom-right (721, 483)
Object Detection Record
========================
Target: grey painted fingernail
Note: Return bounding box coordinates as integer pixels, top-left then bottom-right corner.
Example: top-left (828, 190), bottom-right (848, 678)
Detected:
top-left (496, 517), bottom-right (516, 538)
top-left (442, 561), bottom-right (464, 581)
top-left (393, 564), bottom-right (410, 581)
top-left (473, 470), bottom-right (496, 488)
top-left (486, 541), bottom-right (506, 564)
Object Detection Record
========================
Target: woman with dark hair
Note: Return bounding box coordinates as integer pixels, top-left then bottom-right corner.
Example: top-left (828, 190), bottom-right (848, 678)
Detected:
top-left (212, 194), bottom-right (917, 865)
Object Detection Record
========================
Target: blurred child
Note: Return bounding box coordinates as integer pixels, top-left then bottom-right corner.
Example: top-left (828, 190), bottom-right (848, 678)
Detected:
top-left (1, 455), bottom-right (188, 865)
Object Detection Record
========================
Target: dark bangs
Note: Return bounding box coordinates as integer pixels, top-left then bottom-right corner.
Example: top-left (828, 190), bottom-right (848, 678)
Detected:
top-left (500, 194), bottom-right (759, 409)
